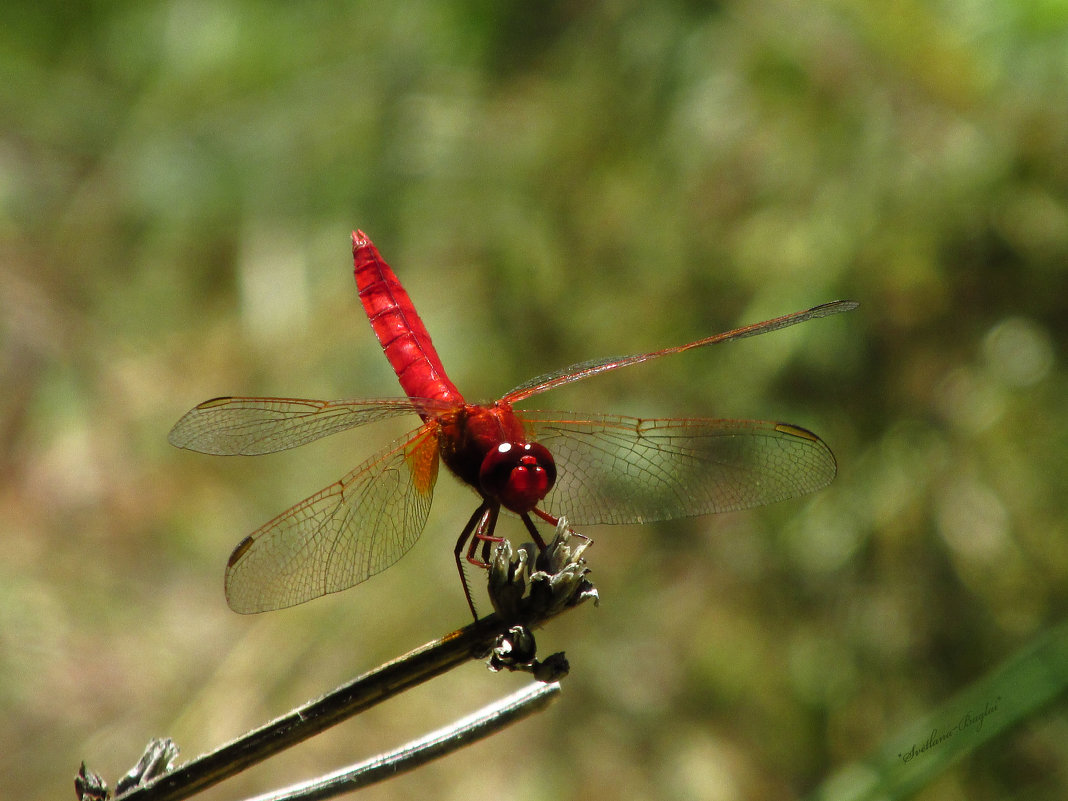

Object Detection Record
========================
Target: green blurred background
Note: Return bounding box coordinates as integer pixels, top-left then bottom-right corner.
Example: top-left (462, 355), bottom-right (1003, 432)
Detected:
top-left (3, 1), bottom-right (1067, 799)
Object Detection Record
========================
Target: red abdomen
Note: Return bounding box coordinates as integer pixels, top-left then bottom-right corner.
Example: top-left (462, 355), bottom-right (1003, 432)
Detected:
top-left (353, 231), bottom-right (464, 411)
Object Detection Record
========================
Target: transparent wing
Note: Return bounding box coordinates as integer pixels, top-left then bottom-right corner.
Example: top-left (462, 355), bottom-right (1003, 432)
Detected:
top-left (224, 425), bottom-right (440, 613)
top-left (168, 396), bottom-right (453, 456)
top-left (521, 412), bottom-right (837, 525)
top-left (503, 301), bottom-right (858, 403)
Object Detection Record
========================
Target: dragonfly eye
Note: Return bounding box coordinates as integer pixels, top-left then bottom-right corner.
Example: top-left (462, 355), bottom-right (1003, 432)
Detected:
top-left (479, 442), bottom-right (556, 514)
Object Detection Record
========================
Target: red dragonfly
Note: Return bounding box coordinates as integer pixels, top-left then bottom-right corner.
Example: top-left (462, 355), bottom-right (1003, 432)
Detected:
top-left (170, 231), bottom-right (856, 617)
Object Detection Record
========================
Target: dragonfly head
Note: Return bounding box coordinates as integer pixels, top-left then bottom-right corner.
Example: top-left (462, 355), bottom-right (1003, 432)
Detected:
top-left (479, 441), bottom-right (556, 514)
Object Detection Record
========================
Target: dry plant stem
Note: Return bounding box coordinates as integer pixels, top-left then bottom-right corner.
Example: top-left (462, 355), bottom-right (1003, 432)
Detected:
top-left (242, 681), bottom-right (561, 801)
top-left (116, 610), bottom-right (563, 801)
top-left (101, 520), bottom-right (593, 801)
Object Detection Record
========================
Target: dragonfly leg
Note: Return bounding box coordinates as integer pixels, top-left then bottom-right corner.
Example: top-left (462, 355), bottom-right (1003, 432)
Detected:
top-left (470, 504), bottom-right (503, 565)
top-left (454, 502), bottom-right (499, 620)
top-left (532, 507), bottom-right (558, 528)
top-left (520, 512), bottom-right (548, 551)
top-left (532, 507), bottom-right (590, 548)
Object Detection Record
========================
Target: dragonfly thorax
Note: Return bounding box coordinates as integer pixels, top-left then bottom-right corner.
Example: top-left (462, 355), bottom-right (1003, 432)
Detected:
top-left (436, 403), bottom-right (556, 513)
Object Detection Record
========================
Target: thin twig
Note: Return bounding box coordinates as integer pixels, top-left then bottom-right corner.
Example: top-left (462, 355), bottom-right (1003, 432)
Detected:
top-left (241, 681), bottom-right (561, 801)
top-left (116, 613), bottom-right (508, 801)
top-left (111, 519), bottom-right (594, 801)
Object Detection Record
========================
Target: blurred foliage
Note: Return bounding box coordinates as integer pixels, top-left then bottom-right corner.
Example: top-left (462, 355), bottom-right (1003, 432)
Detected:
top-left (2, 1), bottom-right (1067, 800)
